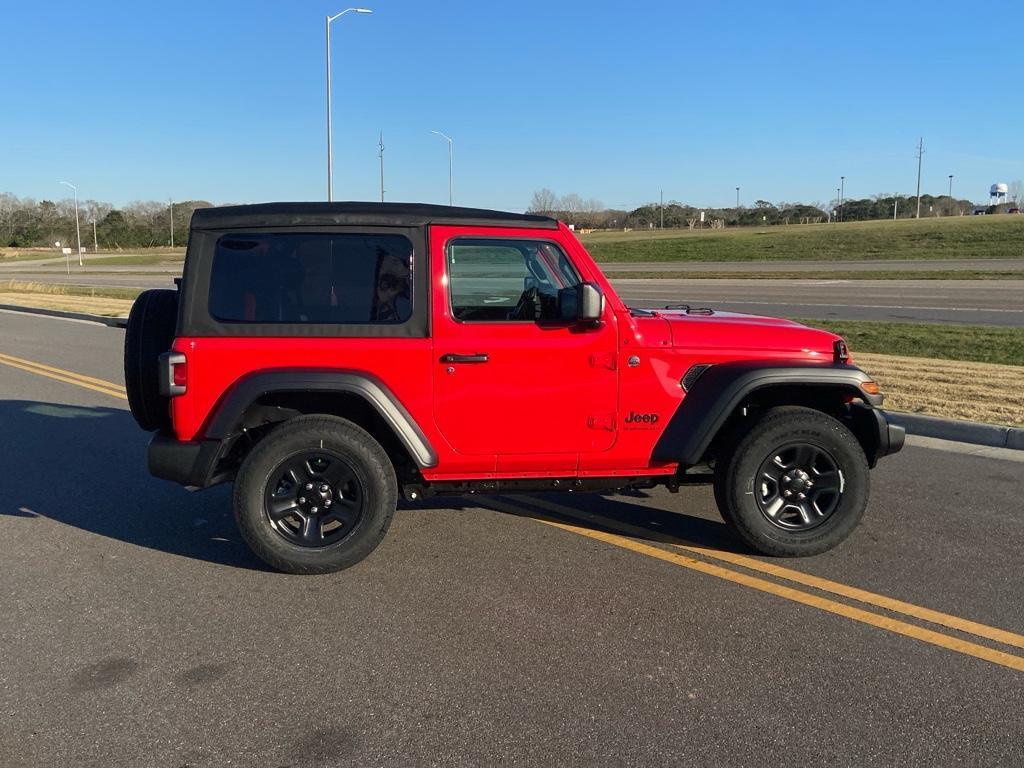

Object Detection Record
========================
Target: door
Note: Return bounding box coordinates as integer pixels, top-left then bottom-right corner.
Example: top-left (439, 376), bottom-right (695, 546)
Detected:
top-left (431, 226), bottom-right (618, 458)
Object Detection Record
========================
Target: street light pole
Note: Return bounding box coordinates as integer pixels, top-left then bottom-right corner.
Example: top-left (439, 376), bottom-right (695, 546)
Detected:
top-left (914, 137), bottom-right (924, 219)
top-left (59, 181), bottom-right (82, 266)
top-left (92, 219), bottom-right (98, 252)
top-left (431, 130), bottom-right (454, 205)
top-left (948, 174), bottom-right (954, 215)
top-left (169, 199), bottom-right (175, 248)
top-left (378, 131), bottom-right (385, 202)
top-left (325, 8), bottom-right (373, 202)
top-left (839, 176), bottom-right (845, 222)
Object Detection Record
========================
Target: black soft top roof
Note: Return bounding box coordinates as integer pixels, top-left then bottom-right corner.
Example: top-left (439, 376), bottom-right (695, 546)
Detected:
top-left (190, 202), bottom-right (558, 231)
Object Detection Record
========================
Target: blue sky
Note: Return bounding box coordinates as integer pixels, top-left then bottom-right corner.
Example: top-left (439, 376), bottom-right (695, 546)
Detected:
top-left (2, 0), bottom-right (1022, 211)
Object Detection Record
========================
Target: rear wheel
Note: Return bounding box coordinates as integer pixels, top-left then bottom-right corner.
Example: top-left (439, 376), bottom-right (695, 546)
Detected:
top-left (123, 288), bottom-right (178, 431)
top-left (233, 415), bottom-right (396, 574)
top-left (713, 406), bottom-right (869, 557)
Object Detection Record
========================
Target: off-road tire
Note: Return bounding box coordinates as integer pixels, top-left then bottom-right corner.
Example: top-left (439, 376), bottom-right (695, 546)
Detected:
top-left (124, 288), bottom-right (178, 431)
top-left (713, 406), bottom-right (869, 557)
top-left (234, 415), bottom-right (397, 574)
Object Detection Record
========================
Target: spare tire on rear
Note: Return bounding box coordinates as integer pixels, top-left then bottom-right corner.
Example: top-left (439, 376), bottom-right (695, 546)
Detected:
top-left (124, 288), bottom-right (179, 432)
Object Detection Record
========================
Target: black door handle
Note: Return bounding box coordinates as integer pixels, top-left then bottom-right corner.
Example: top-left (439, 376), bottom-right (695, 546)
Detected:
top-left (440, 353), bottom-right (489, 364)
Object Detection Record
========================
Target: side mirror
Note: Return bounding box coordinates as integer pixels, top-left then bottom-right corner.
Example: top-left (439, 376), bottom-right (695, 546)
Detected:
top-left (559, 282), bottom-right (603, 324)
top-left (577, 282), bottom-right (603, 323)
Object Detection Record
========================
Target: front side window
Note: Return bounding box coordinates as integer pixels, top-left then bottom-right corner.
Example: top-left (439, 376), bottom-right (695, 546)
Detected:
top-left (447, 238), bottom-right (580, 322)
top-left (209, 232), bottom-right (413, 324)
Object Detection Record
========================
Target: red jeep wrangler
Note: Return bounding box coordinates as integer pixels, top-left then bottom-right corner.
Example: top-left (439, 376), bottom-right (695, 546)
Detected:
top-left (125, 202), bottom-right (903, 574)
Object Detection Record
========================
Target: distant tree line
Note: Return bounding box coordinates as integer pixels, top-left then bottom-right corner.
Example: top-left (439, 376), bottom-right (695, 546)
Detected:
top-left (528, 187), bottom-right (1015, 230)
top-left (0, 193), bottom-right (211, 249)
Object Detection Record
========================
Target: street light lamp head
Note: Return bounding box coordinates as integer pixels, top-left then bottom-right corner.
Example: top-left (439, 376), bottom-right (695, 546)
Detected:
top-left (354, 7), bottom-right (372, 12)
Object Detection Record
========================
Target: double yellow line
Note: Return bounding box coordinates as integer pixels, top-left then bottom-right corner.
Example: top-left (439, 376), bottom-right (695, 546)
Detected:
top-left (483, 495), bottom-right (1024, 673)
top-left (0, 351), bottom-right (127, 401)
top-left (4, 350), bottom-right (1021, 673)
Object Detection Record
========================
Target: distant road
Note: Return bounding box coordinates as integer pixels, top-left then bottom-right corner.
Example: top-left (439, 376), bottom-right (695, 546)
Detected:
top-left (598, 258), bottom-right (1024, 273)
top-left (617, 278), bottom-right (1024, 326)
top-left (3, 268), bottom-right (1023, 326)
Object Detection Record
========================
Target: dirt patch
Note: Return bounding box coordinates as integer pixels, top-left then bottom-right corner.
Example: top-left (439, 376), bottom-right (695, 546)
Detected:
top-left (857, 352), bottom-right (1024, 427)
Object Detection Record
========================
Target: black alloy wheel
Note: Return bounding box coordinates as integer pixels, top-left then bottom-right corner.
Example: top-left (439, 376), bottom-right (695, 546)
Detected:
top-left (233, 415), bottom-right (396, 574)
top-left (264, 451), bottom-right (365, 548)
top-left (713, 406), bottom-right (869, 557)
top-left (754, 442), bottom-right (843, 531)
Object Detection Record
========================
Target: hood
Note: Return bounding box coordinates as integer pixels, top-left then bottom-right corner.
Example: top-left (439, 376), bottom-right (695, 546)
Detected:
top-left (649, 308), bottom-right (843, 359)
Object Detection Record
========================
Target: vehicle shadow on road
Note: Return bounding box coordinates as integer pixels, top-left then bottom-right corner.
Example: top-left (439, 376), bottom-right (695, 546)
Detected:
top-left (489, 489), bottom-right (745, 553)
top-left (0, 399), bottom-right (268, 570)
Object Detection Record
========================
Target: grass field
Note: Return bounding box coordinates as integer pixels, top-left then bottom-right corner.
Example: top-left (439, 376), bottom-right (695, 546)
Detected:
top-left (580, 214), bottom-right (1024, 262)
top-left (795, 318), bottom-right (1024, 367)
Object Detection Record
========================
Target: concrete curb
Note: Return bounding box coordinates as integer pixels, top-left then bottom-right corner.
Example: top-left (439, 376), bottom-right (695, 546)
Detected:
top-left (0, 303), bottom-right (127, 328)
top-left (885, 411), bottom-right (1024, 451)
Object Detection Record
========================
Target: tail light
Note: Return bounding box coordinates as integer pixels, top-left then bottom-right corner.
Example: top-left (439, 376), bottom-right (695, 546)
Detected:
top-left (159, 351), bottom-right (187, 397)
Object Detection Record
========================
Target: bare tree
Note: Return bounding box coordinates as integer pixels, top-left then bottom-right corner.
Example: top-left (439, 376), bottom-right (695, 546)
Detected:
top-left (527, 188), bottom-right (559, 215)
top-left (1010, 180), bottom-right (1023, 205)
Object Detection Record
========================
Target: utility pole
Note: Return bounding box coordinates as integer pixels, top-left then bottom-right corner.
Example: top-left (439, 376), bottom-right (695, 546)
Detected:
top-left (659, 188), bottom-right (664, 229)
top-left (839, 176), bottom-right (845, 222)
top-left (169, 199), bottom-right (174, 248)
top-left (378, 131), bottom-right (385, 202)
top-left (948, 174), bottom-right (954, 215)
top-left (915, 137), bottom-right (924, 219)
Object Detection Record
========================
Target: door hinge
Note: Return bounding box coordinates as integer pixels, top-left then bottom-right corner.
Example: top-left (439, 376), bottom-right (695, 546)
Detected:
top-left (588, 414), bottom-right (616, 431)
top-left (589, 353), bottom-right (617, 370)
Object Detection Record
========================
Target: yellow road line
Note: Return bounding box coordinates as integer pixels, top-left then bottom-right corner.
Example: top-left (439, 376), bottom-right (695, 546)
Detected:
top-left (522, 495), bottom-right (1024, 651)
top-left (0, 353), bottom-right (127, 401)
top-left (481, 497), bottom-right (1024, 673)
top-left (0, 351), bottom-right (127, 392)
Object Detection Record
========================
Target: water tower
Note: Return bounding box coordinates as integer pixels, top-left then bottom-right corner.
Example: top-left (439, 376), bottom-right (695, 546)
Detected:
top-left (990, 183), bottom-right (1009, 205)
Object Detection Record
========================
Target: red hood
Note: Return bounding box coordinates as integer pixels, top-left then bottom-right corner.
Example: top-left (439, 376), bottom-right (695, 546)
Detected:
top-left (643, 308), bottom-right (843, 360)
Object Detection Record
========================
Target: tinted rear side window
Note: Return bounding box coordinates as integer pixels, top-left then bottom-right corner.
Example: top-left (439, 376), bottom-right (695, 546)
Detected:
top-left (208, 233), bottom-right (413, 324)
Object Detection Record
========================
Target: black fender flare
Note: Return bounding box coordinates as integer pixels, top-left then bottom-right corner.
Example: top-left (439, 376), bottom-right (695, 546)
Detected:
top-left (652, 361), bottom-right (883, 466)
top-left (204, 369), bottom-right (438, 468)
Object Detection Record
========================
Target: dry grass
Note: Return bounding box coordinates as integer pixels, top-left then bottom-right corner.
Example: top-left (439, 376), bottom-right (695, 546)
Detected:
top-left (0, 292), bottom-right (133, 317)
top-left (0, 280), bottom-right (141, 300)
top-left (0, 287), bottom-right (1019, 427)
top-left (857, 352), bottom-right (1024, 427)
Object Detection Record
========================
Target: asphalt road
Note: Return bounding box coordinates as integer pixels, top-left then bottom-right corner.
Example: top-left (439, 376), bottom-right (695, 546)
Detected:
top-left (3, 265), bottom-right (1022, 325)
top-left (619, 277), bottom-right (1024, 326)
top-left (1, 308), bottom-right (1023, 766)
top-left (597, 257), bottom-right (1024, 273)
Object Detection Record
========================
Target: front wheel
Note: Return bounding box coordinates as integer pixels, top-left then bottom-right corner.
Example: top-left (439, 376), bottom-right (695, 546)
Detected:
top-left (233, 415), bottom-right (397, 574)
top-left (713, 406), bottom-right (869, 557)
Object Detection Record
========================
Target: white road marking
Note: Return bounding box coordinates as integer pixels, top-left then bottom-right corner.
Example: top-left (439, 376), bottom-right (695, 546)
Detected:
top-left (622, 298), bottom-right (1024, 313)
